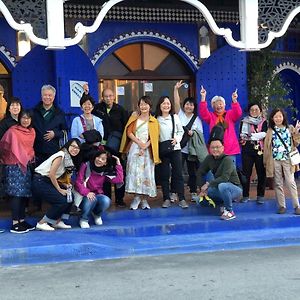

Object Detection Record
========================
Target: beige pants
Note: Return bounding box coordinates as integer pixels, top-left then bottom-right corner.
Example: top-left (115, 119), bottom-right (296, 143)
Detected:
top-left (274, 159), bottom-right (299, 208)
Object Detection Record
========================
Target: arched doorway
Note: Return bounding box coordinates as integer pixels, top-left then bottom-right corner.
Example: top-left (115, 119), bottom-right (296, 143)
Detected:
top-left (0, 61), bottom-right (12, 101)
top-left (96, 42), bottom-right (194, 111)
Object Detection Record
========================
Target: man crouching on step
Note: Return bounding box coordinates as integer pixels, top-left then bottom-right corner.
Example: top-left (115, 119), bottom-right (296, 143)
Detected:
top-left (197, 125), bottom-right (242, 220)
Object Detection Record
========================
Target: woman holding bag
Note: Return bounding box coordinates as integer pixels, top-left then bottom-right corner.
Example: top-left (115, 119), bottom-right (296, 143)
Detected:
top-left (263, 108), bottom-right (300, 214)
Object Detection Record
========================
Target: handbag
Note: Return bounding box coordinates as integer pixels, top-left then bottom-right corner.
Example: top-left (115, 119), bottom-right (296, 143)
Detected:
top-left (289, 149), bottom-right (300, 165)
top-left (180, 114), bottom-right (197, 148)
top-left (159, 114), bottom-right (175, 157)
top-left (273, 128), bottom-right (300, 166)
top-left (106, 131), bottom-right (122, 153)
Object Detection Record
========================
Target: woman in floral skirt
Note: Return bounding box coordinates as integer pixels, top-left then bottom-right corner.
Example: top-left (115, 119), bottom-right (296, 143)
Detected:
top-left (120, 96), bottom-right (160, 210)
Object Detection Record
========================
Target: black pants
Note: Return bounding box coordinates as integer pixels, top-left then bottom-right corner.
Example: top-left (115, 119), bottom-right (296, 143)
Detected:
top-left (160, 150), bottom-right (185, 201)
top-left (11, 196), bottom-right (26, 221)
top-left (103, 156), bottom-right (126, 203)
top-left (32, 175), bottom-right (72, 221)
top-left (242, 151), bottom-right (266, 198)
top-left (181, 153), bottom-right (199, 193)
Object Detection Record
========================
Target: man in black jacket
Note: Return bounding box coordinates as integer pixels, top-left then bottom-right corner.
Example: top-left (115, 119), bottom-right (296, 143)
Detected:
top-left (32, 84), bottom-right (67, 166)
top-left (93, 88), bottom-right (128, 207)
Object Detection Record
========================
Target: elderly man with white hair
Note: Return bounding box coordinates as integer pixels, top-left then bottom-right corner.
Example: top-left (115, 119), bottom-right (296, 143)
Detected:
top-left (199, 86), bottom-right (242, 165)
top-left (32, 84), bottom-right (68, 166)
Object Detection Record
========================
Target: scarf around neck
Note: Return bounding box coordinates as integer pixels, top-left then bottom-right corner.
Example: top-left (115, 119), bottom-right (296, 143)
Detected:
top-left (0, 125), bottom-right (35, 173)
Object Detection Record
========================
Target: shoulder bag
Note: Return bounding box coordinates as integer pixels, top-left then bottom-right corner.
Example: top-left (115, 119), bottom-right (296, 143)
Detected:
top-left (159, 114), bottom-right (175, 157)
top-left (180, 114), bottom-right (197, 148)
top-left (273, 129), bottom-right (300, 166)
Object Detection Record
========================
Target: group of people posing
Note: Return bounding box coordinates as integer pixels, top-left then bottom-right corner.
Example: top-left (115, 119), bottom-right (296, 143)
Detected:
top-left (1, 81), bottom-right (300, 234)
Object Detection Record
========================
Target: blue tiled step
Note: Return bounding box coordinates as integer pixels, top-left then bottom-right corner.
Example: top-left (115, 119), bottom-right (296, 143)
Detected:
top-left (2, 226), bottom-right (300, 267)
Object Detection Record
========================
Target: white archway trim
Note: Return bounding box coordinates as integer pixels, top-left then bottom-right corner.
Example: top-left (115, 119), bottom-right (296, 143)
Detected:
top-left (0, 45), bottom-right (16, 68)
top-left (274, 62), bottom-right (300, 75)
top-left (91, 31), bottom-right (199, 69)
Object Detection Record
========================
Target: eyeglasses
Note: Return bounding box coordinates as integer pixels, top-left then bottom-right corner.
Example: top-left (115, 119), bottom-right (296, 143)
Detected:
top-left (104, 94), bottom-right (114, 98)
top-left (210, 146), bottom-right (223, 150)
top-left (250, 108), bottom-right (260, 112)
top-left (69, 144), bottom-right (80, 150)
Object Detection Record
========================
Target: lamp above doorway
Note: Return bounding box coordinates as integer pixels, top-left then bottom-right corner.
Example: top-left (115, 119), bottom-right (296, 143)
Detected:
top-left (199, 26), bottom-right (210, 59)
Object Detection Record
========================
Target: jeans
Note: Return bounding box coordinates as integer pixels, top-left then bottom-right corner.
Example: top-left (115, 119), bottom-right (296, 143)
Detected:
top-left (207, 182), bottom-right (242, 211)
top-left (80, 194), bottom-right (111, 221)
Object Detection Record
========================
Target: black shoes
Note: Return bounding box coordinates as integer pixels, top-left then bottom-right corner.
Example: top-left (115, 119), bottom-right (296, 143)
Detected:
top-left (20, 221), bottom-right (36, 231)
top-left (10, 221), bottom-right (35, 234)
top-left (10, 223), bottom-right (29, 234)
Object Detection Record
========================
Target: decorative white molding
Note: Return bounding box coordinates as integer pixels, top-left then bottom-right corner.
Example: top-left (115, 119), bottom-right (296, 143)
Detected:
top-left (0, 45), bottom-right (16, 68)
top-left (0, 0), bottom-right (299, 50)
top-left (91, 31), bottom-right (200, 68)
top-left (274, 62), bottom-right (300, 75)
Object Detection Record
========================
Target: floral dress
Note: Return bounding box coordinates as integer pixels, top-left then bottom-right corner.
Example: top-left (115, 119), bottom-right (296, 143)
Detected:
top-left (125, 119), bottom-right (156, 197)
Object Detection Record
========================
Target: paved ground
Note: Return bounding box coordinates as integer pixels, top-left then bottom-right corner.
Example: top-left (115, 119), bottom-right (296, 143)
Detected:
top-left (1, 246), bottom-right (300, 300)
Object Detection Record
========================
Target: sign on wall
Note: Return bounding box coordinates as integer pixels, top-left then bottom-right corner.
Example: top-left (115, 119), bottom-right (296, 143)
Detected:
top-left (70, 80), bottom-right (86, 107)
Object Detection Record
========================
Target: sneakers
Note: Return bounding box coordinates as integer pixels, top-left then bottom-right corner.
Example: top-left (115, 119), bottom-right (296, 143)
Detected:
top-left (170, 193), bottom-right (178, 203)
top-left (191, 193), bottom-right (199, 202)
top-left (241, 197), bottom-right (249, 203)
top-left (10, 223), bottom-right (29, 234)
top-left (295, 207), bottom-right (300, 215)
top-left (79, 219), bottom-right (90, 229)
top-left (162, 199), bottom-right (171, 208)
top-left (141, 199), bottom-right (150, 210)
top-left (277, 207), bottom-right (286, 214)
top-left (116, 199), bottom-right (126, 208)
top-left (256, 196), bottom-right (265, 205)
top-left (36, 222), bottom-right (55, 231)
top-left (92, 213), bottom-right (103, 225)
top-left (20, 221), bottom-right (35, 231)
top-left (178, 200), bottom-right (189, 209)
top-left (53, 221), bottom-right (72, 229)
top-left (0, 228), bottom-right (4, 233)
top-left (130, 196), bottom-right (141, 210)
top-left (220, 209), bottom-right (236, 220)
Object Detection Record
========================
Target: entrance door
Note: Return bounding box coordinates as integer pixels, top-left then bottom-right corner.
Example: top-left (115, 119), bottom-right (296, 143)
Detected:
top-left (97, 42), bottom-right (194, 111)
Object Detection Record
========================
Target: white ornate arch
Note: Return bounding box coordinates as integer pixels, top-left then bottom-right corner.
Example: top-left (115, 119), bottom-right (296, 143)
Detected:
top-left (0, 45), bottom-right (16, 68)
top-left (91, 30), bottom-right (199, 69)
top-left (274, 62), bottom-right (300, 75)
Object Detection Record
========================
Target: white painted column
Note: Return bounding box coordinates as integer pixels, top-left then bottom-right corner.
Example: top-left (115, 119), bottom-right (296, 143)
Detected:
top-left (239, 0), bottom-right (259, 49)
top-left (46, 0), bottom-right (66, 49)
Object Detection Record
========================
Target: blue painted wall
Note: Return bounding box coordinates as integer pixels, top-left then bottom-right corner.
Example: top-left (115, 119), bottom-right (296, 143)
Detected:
top-left (0, 18), bottom-right (17, 55)
top-left (12, 45), bottom-right (98, 117)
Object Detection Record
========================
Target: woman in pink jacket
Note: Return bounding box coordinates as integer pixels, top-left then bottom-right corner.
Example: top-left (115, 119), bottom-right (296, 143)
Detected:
top-left (199, 86), bottom-right (242, 164)
top-left (74, 149), bottom-right (124, 228)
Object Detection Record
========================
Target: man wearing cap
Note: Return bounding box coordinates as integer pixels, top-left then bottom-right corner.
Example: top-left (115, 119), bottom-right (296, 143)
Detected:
top-left (199, 87), bottom-right (242, 164)
top-left (197, 126), bottom-right (242, 220)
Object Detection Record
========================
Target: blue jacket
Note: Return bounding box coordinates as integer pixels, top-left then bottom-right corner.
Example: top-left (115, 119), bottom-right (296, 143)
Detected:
top-left (71, 114), bottom-right (104, 143)
top-left (32, 102), bottom-right (67, 155)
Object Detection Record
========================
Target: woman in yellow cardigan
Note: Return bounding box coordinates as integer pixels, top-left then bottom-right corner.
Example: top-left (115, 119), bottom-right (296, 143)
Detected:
top-left (119, 96), bottom-right (160, 210)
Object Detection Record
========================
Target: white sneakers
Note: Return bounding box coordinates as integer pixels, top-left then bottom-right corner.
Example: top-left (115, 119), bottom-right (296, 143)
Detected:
top-left (130, 197), bottom-right (151, 210)
top-left (36, 222), bottom-right (55, 231)
top-left (53, 221), bottom-right (72, 229)
top-left (79, 219), bottom-right (90, 229)
top-left (141, 199), bottom-right (150, 210)
top-left (36, 221), bottom-right (71, 231)
top-left (92, 213), bottom-right (103, 225)
top-left (130, 196), bottom-right (141, 210)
